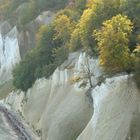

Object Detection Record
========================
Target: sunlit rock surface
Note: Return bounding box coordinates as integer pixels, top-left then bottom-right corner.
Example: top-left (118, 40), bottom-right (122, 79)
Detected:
top-left (2, 52), bottom-right (101, 140)
top-left (0, 26), bottom-right (21, 85)
top-left (2, 52), bottom-right (140, 140)
top-left (23, 52), bottom-right (101, 140)
top-left (1, 91), bottom-right (25, 112)
top-left (0, 91), bottom-right (39, 140)
top-left (77, 75), bottom-right (140, 140)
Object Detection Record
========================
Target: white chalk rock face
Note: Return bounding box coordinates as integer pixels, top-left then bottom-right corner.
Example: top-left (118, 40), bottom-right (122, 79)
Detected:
top-left (2, 51), bottom-right (140, 140)
top-left (1, 90), bottom-right (25, 112)
top-left (0, 26), bottom-right (21, 85)
top-left (23, 52), bottom-right (102, 140)
top-left (77, 75), bottom-right (140, 140)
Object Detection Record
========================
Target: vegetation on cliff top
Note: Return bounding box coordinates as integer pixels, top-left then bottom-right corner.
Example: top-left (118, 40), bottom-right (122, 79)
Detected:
top-left (10, 0), bottom-right (140, 91)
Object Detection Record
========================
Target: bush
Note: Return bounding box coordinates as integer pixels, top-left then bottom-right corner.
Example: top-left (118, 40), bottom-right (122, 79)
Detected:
top-left (42, 64), bottom-right (57, 78)
top-left (53, 46), bottom-right (69, 66)
top-left (13, 52), bottom-right (37, 91)
top-left (18, 1), bottom-right (38, 27)
top-left (13, 25), bottom-right (56, 91)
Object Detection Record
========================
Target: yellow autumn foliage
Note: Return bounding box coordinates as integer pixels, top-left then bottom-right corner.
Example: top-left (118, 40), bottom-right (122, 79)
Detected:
top-left (94, 14), bottom-right (133, 73)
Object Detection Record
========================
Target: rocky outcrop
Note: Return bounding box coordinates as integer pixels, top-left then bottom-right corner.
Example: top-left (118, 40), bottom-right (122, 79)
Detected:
top-left (19, 11), bottom-right (55, 58)
top-left (35, 11), bottom-right (55, 25)
top-left (77, 75), bottom-right (140, 140)
top-left (2, 52), bottom-right (140, 140)
top-left (24, 78), bottom-right (92, 140)
top-left (23, 52), bottom-right (99, 140)
top-left (2, 52), bottom-right (101, 140)
top-left (0, 105), bottom-right (39, 140)
top-left (0, 26), bottom-right (21, 85)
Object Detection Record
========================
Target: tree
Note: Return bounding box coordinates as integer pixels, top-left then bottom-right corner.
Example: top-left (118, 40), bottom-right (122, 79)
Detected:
top-left (70, 7), bottom-right (96, 52)
top-left (13, 24), bottom-right (69, 91)
top-left (55, 8), bottom-right (80, 23)
top-left (13, 51), bottom-right (37, 91)
top-left (87, 0), bottom-right (122, 28)
top-left (70, 0), bottom-right (122, 53)
top-left (133, 45), bottom-right (140, 88)
top-left (33, 0), bottom-right (68, 11)
top-left (122, 0), bottom-right (140, 50)
top-left (74, 0), bottom-right (86, 14)
top-left (53, 14), bottom-right (75, 44)
top-left (70, 54), bottom-right (95, 88)
top-left (94, 14), bottom-right (133, 74)
top-left (13, 25), bottom-right (56, 91)
top-left (18, 1), bottom-right (38, 27)
top-left (81, 56), bottom-right (94, 88)
top-left (0, 0), bottom-right (26, 20)
top-left (36, 25), bottom-right (60, 66)
top-left (52, 46), bottom-right (69, 66)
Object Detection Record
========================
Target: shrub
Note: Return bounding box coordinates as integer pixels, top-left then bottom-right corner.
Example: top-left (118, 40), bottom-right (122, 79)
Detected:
top-left (53, 46), bottom-right (69, 66)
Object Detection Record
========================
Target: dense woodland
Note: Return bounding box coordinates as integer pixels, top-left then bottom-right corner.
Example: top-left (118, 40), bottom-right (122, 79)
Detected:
top-left (0, 0), bottom-right (140, 91)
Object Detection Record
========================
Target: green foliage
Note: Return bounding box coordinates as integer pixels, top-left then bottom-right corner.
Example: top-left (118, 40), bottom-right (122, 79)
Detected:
top-left (42, 64), bottom-right (57, 78)
top-left (70, 29), bottom-right (82, 51)
top-left (13, 25), bottom-right (55, 91)
top-left (53, 46), bottom-right (69, 66)
top-left (13, 52), bottom-right (37, 91)
top-left (122, 0), bottom-right (140, 50)
top-left (18, 1), bottom-right (38, 27)
top-left (53, 14), bottom-right (75, 44)
top-left (13, 24), bottom-right (68, 91)
top-left (33, 0), bottom-right (68, 11)
top-left (133, 45), bottom-right (140, 88)
top-left (94, 14), bottom-right (133, 74)
top-left (0, 0), bottom-right (69, 27)
top-left (36, 25), bottom-right (57, 65)
top-left (70, 7), bottom-right (96, 51)
top-left (11, 0), bottom-right (140, 91)
top-left (122, 0), bottom-right (140, 26)
top-left (134, 59), bottom-right (140, 88)
top-left (0, 0), bottom-right (26, 20)
top-left (74, 0), bottom-right (86, 14)
top-left (70, 0), bottom-right (122, 52)
top-left (56, 8), bottom-right (80, 22)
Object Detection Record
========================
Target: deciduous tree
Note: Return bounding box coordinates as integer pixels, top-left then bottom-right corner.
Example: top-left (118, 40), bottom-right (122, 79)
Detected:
top-left (94, 14), bottom-right (133, 73)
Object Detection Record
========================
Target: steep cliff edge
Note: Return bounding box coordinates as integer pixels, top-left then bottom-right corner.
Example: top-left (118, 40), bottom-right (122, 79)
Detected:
top-left (77, 75), bottom-right (140, 140)
top-left (1, 52), bottom-right (140, 140)
top-left (0, 11), bottom-right (55, 94)
top-left (0, 26), bottom-right (21, 85)
top-left (1, 52), bottom-right (101, 140)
